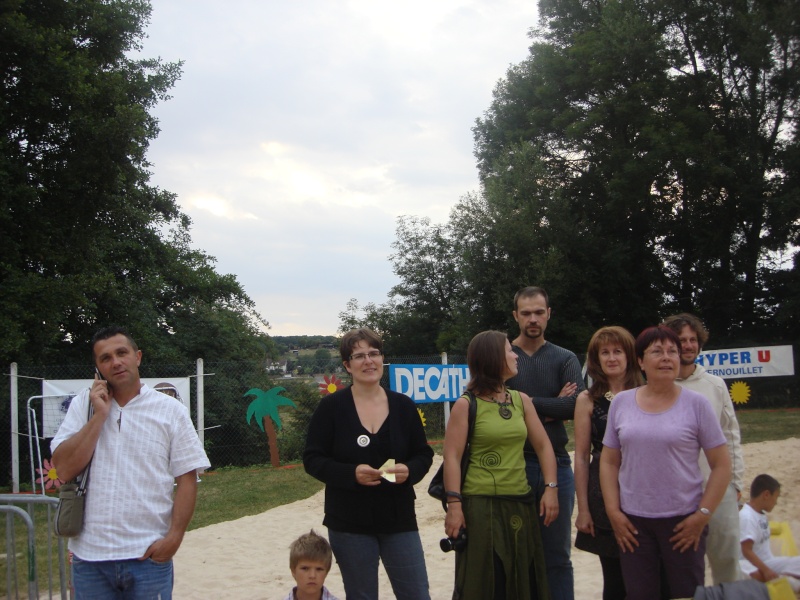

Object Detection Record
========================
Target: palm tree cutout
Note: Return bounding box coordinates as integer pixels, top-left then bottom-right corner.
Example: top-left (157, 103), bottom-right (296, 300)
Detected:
top-left (244, 387), bottom-right (297, 467)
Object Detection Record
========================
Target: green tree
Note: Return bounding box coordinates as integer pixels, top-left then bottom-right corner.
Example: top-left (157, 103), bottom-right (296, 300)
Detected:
top-left (345, 0), bottom-right (799, 353)
top-left (0, 0), bottom-right (273, 365)
top-left (472, 0), bottom-right (800, 346)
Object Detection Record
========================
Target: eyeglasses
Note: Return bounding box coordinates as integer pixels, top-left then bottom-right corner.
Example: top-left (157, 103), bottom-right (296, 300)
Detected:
top-left (645, 347), bottom-right (680, 358)
top-left (349, 350), bottom-right (383, 362)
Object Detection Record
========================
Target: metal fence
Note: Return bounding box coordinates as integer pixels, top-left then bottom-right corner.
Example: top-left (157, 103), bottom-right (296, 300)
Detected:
top-left (3, 348), bottom-right (797, 492)
top-left (3, 355), bottom-right (460, 492)
top-left (0, 494), bottom-right (69, 599)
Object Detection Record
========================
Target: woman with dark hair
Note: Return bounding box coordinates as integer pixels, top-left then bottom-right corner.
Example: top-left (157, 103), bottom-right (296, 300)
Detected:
top-left (574, 326), bottom-right (643, 600)
top-left (303, 328), bottom-right (433, 600)
top-left (599, 326), bottom-right (731, 599)
top-left (443, 330), bottom-right (558, 600)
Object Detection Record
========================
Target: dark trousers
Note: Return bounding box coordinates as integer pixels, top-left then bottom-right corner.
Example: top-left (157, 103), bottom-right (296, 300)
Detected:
top-left (619, 513), bottom-right (707, 600)
top-left (599, 555), bottom-right (626, 600)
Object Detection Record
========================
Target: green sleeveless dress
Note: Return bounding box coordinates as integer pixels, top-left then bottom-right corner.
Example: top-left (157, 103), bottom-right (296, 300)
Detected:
top-left (454, 389), bottom-right (550, 600)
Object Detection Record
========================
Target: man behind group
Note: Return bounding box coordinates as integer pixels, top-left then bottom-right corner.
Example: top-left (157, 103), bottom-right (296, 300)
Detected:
top-left (506, 286), bottom-right (585, 600)
top-left (52, 326), bottom-right (210, 599)
top-left (662, 313), bottom-right (745, 584)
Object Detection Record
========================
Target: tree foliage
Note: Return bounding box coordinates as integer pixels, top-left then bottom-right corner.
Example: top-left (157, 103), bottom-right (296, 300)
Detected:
top-left (344, 0), bottom-right (800, 353)
top-left (0, 0), bottom-right (274, 365)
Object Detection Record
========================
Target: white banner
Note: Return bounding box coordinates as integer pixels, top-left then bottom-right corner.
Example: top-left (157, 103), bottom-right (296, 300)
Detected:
top-left (40, 378), bottom-right (191, 438)
top-left (697, 345), bottom-right (794, 379)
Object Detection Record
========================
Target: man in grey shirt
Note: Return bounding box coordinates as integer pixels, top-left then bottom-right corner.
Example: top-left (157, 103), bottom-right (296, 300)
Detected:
top-left (506, 286), bottom-right (584, 600)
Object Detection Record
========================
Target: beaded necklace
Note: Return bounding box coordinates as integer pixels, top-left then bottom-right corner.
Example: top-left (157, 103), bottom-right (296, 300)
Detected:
top-left (482, 389), bottom-right (514, 419)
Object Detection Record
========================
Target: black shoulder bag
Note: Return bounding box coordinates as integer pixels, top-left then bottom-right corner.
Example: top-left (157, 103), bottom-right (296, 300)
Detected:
top-left (427, 391), bottom-right (477, 510)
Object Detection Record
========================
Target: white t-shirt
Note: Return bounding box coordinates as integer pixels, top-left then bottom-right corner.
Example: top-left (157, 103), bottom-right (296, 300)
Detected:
top-left (51, 384), bottom-right (210, 560)
top-left (739, 502), bottom-right (800, 577)
top-left (739, 503), bottom-right (772, 565)
top-left (283, 586), bottom-right (339, 600)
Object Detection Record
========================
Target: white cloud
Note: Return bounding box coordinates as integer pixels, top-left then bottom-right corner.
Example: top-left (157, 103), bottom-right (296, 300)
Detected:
top-left (184, 195), bottom-right (259, 220)
top-left (139, 0), bottom-right (538, 335)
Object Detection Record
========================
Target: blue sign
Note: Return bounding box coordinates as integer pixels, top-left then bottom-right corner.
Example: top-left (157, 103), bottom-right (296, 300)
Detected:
top-left (389, 364), bottom-right (470, 403)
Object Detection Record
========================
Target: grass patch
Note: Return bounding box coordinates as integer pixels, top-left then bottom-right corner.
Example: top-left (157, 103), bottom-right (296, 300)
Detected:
top-left (735, 408), bottom-right (800, 444)
top-left (191, 462), bottom-right (322, 530)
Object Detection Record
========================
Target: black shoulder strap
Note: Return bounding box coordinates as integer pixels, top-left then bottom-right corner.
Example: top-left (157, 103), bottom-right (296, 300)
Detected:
top-left (464, 391), bottom-right (477, 443)
top-left (76, 398), bottom-right (95, 493)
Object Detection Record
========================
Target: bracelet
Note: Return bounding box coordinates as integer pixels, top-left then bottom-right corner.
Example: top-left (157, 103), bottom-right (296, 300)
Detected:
top-left (446, 499), bottom-right (462, 505)
top-left (445, 491), bottom-right (463, 500)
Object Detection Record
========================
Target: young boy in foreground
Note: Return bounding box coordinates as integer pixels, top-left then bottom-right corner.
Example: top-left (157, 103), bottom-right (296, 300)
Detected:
top-left (739, 474), bottom-right (800, 593)
top-left (285, 530), bottom-right (340, 600)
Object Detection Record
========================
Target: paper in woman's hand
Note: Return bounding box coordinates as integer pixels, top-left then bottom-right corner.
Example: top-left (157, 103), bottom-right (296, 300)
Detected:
top-left (379, 459), bottom-right (396, 482)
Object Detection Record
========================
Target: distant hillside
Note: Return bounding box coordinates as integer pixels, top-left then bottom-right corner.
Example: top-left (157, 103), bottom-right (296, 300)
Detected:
top-left (271, 335), bottom-right (339, 353)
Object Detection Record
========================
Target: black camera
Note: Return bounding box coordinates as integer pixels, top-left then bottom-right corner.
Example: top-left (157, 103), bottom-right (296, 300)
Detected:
top-left (440, 528), bottom-right (467, 553)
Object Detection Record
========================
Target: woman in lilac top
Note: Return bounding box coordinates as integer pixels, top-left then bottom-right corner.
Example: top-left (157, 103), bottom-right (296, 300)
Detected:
top-left (599, 326), bottom-right (731, 599)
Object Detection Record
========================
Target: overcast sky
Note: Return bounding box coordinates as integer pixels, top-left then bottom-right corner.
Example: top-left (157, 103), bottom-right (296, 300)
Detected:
top-left (139, 1), bottom-right (538, 336)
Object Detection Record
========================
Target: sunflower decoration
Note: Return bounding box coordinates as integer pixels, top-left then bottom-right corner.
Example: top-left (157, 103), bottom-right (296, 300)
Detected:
top-left (729, 381), bottom-right (751, 405)
top-left (417, 407), bottom-right (426, 427)
top-left (319, 374), bottom-right (345, 396)
top-left (36, 458), bottom-right (63, 491)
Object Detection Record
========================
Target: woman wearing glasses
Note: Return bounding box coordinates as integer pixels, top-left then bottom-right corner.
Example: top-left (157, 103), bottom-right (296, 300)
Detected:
top-left (599, 326), bottom-right (731, 599)
top-left (304, 328), bottom-right (434, 599)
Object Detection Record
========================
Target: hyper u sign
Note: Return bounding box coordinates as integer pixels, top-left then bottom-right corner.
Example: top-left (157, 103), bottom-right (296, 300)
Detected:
top-left (697, 345), bottom-right (794, 379)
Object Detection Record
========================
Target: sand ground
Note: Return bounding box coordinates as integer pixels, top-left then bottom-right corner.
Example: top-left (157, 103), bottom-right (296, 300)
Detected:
top-left (174, 438), bottom-right (800, 599)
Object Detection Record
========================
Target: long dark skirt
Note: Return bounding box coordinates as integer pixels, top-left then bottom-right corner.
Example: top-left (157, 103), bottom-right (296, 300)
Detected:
top-left (454, 494), bottom-right (550, 600)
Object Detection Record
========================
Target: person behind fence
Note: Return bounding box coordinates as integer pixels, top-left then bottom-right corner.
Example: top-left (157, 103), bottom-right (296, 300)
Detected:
top-left (573, 326), bottom-right (643, 600)
top-left (303, 327), bottom-right (434, 600)
top-left (599, 326), bottom-right (731, 600)
top-left (284, 529), bottom-right (340, 600)
top-left (51, 325), bottom-right (210, 599)
top-left (443, 330), bottom-right (558, 600)
top-left (739, 474), bottom-right (800, 593)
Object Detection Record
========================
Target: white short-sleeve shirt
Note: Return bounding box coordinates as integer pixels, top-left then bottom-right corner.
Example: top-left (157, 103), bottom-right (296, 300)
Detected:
top-left (51, 384), bottom-right (211, 560)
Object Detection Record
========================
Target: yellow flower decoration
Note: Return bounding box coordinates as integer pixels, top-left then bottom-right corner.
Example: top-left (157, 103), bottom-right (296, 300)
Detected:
top-left (417, 407), bottom-right (426, 427)
top-left (729, 381), bottom-right (751, 405)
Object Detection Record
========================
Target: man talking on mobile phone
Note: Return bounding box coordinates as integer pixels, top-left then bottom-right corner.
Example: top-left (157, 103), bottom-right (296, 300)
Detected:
top-left (52, 325), bottom-right (210, 599)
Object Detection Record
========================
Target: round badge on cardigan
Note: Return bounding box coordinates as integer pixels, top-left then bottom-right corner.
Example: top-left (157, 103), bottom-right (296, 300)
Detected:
top-left (357, 434), bottom-right (370, 447)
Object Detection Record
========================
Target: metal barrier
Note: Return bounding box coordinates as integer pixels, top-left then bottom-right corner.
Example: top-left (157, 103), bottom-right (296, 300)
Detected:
top-left (0, 494), bottom-right (69, 599)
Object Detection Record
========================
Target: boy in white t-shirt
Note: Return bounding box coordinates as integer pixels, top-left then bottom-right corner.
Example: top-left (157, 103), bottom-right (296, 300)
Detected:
top-left (739, 474), bottom-right (800, 593)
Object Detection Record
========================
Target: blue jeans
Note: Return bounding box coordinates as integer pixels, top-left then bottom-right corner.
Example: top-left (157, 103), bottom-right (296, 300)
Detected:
top-left (526, 454), bottom-right (575, 600)
top-left (72, 556), bottom-right (173, 599)
top-left (328, 530), bottom-right (430, 600)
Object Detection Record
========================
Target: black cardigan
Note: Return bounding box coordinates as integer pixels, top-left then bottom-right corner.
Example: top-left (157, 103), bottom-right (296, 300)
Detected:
top-left (303, 386), bottom-right (434, 534)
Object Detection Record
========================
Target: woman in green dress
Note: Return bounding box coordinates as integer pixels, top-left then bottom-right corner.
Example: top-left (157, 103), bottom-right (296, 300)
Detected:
top-left (442, 330), bottom-right (559, 600)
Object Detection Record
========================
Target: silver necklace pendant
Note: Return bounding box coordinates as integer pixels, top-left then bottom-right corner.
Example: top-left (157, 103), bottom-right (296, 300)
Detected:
top-left (498, 405), bottom-right (512, 419)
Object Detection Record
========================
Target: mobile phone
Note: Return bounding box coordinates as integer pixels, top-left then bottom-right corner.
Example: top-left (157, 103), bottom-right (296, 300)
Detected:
top-left (95, 367), bottom-right (113, 392)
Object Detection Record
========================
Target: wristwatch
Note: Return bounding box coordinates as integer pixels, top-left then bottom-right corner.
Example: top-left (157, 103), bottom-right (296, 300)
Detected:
top-left (698, 507), bottom-right (712, 516)
top-left (546, 482), bottom-right (558, 488)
